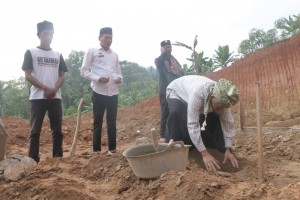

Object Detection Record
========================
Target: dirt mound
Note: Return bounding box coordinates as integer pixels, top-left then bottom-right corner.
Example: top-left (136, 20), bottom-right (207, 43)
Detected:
top-left (0, 95), bottom-right (300, 200)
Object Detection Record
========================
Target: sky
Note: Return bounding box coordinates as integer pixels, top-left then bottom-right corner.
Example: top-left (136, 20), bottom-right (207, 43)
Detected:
top-left (0, 0), bottom-right (299, 81)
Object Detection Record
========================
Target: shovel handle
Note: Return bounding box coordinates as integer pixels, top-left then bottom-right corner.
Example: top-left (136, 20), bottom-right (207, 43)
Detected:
top-left (70, 99), bottom-right (85, 157)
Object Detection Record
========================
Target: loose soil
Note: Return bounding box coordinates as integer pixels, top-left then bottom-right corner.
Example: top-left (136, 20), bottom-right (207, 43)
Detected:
top-left (0, 95), bottom-right (299, 200)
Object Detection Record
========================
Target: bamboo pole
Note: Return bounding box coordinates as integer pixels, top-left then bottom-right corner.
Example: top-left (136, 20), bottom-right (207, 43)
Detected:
top-left (238, 102), bottom-right (245, 131)
top-left (255, 82), bottom-right (264, 182)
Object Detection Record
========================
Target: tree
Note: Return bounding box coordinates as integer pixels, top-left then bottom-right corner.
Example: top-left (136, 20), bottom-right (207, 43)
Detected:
top-left (213, 45), bottom-right (236, 68)
top-left (62, 50), bottom-right (92, 115)
top-left (192, 51), bottom-right (213, 75)
top-left (238, 28), bottom-right (280, 56)
top-left (1, 77), bottom-right (30, 118)
top-left (200, 58), bottom-right (215, 74)
top-left (173, 35), bottom-right (212, 75)
top-left (238, 14), bottom-right (300, 56)
top-left (181, 64), bottom-right (195, 75)
top-left (238, 28), bottom-right (266, 55)
top-left (275, 14), bottom-right (300, 39)
top-left (118, 61), bottom-right (158, 106)
top-left (264, 29), bottom-right (279, 46)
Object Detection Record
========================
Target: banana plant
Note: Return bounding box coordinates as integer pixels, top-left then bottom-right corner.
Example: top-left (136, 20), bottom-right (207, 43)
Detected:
top-left (213, 45), bottom-right (236, 68)
top-left (173, 35), bottom-right (212, 75)
top-left (275, 14), bottom-right (300, 38)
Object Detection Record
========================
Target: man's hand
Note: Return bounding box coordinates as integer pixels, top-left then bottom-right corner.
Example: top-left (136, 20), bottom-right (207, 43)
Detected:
top-left (223, 149), bottom-right (239, 168)
top-left (43, 87), bottom-right (56, 99)
top-left (99, 77), bottom-right (110, 83)
top-left (201, 150), bottom-right (220, 171)
top-left (114, 77), bottom-right (122, 84)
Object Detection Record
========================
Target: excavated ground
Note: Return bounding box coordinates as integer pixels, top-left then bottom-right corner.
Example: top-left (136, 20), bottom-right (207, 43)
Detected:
top-left (0, 96), bottom-right (299, 200)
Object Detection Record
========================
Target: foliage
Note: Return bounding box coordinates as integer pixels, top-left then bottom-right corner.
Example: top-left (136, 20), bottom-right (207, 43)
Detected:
top-left (181, 64), bottom-right (196, 75)
top-left (213, 45), bottom-right (236, 68)
top-left (118, 61), bottom-right (158, 106)
top-left (238, 14), bottom-right (299, 56)
top-left (200, 58), bottom-right (215, 74)
top-left (275, 14), bottom-right (300, 39)
top-left (0, 77), bottom-right (30, 118)
top-left (238, 28), bottom-right (280, 56)
top-left (238, 28), bottom-right (269, 55)
top-left (174, 35), bottom-right (215, 75)
top-left (264, 29), bottom-right (280, 46)
top-left (62, 50), bottom-right (92, 116)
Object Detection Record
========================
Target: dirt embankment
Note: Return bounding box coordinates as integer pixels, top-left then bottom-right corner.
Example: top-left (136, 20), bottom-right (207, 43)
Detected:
top-left (207, 34), bottom-right (300, 126)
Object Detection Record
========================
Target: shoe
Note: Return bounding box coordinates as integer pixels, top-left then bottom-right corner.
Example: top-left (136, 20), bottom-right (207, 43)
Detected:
top-left (92, 151), bottom-right (101, 156)
top-left (107, 150), bottom-right (116, 156)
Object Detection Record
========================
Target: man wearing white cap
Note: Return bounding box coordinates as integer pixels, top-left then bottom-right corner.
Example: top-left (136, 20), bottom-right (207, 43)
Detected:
top-left (166, 75), bottom-right (240, 171)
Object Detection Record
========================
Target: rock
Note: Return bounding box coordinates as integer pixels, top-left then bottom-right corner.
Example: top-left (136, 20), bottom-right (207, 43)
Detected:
top-left (211, 182), bottom-right (221, 189)
top-left (4, 161), bottom-right (25, 181)
top-left (282, 136), bottom-right (292, 142)
top-left (11, 154), bottom-right (25, 161)
top-left (176, 177), bottom-right (182, 186)
top-left (0, 158), bottom-right (19, 172)
top-left (116, 165), bottom-right (122, 172)
top-left (283, 147), bottom-right (292, 156)
top-left (217, 171), bottom-right (231, 177)
top-left (21, 157), bottom-right (37, 173)
top-left (1, 155), bottom-right (37, 182)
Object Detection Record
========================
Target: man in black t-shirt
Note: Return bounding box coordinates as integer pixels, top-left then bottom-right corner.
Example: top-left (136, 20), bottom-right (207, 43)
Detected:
top-left (21, 20), bottom-right (68, 163)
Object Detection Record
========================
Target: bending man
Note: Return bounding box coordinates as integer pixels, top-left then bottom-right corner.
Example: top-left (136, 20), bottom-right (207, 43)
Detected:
top-left (166, 75), bottom-right (240, 170)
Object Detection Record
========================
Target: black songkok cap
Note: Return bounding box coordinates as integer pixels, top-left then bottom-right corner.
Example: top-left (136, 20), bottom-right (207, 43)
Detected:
top-left (160, 40), bottom-right (171, 47)
top-left (37, 20), bottom-right (54, 34)
top-left (99, 27), bottom-right (113, 36)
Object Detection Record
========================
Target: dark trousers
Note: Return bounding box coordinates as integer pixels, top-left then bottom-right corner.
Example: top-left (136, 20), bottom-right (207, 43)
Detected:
top-left (92, 92), bottom-right (118, 152)
top-left (159, 94), bottom-right (169, 138)
top-left (166, 98), bottom-right (226, 153)
top-left (29, 99), bottom-right (63, 162)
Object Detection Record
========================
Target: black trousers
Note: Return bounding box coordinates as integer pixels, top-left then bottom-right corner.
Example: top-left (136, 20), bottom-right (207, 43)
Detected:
top-left (159, 94), bottom-right (169, 138)
top-left (166, 98), bottom-right (226, 153)
top-left (29, 99), bottom-right (63, 162)
top-left (92, 92), bottom-right (118, 152)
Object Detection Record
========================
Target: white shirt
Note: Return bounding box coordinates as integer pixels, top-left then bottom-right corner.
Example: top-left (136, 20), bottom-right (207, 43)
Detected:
top-left (80, 47), bottom-right (123, 96)
top-left (166, 75), bottom-right (236, 152)
top-left (23, 48), bottom-right (66, 100)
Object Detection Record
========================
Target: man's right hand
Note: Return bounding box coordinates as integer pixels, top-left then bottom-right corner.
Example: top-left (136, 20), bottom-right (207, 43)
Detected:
top-left (99, 77), bottom-right (110, 83)
top-left (201, 150), bottom-right (220, 171)
top-left (43, 87), bottom-right (56, 99)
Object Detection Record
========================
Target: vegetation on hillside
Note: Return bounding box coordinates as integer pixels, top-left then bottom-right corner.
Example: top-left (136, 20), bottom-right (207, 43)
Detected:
top-left (0, 53), bottom-right (159, 118)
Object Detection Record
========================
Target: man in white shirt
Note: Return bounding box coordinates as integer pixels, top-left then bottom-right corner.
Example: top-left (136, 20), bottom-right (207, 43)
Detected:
top-left (166, 75), bottom-right (240, 170)
top-left (80, 27), bottom-right (123, 155)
